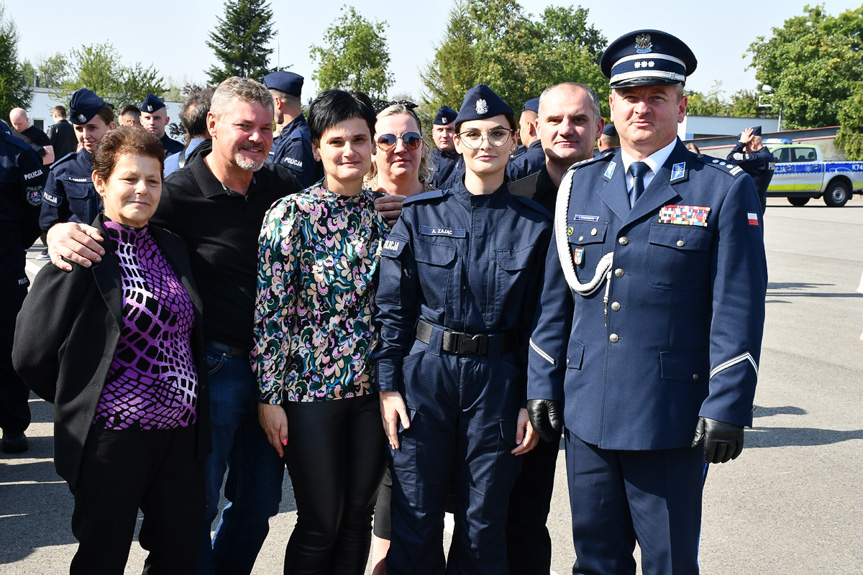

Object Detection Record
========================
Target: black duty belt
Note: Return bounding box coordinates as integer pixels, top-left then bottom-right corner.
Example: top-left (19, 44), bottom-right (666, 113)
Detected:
top-left (205, 340), bottom-right (251, 359)
top-left (415, 318), bottom-right (517, 356)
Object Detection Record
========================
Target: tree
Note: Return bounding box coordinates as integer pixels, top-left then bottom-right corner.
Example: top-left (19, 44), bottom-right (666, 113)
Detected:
top-left (421, 1), bottom-right (607, 120)
top-left (22, 53), bottom-right (69, 88)
top-left (56, 43), bottom-right (166, 110)
top-left (310, 5), bottom-right (394, 99)
top-left (747, 4), bottom-right (863, 129)
top-left (836, 85), bottom-right (863, 160)
top-left (206, 0), bottom-right (276, 85)
top-left (0, 4), bottom-right (31, 120)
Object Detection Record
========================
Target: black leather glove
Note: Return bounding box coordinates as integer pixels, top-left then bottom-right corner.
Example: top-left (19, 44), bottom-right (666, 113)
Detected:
top-left (691, 416), bottom-right (745, 464)
top-left (527, 399), bottom-right (563, 443)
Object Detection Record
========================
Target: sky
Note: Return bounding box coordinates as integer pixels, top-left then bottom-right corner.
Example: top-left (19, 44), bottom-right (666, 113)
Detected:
top-left (10, 0), bottom-right (861, 106)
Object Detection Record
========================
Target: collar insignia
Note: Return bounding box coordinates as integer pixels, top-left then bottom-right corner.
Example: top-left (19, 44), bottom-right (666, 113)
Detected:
top-left (670, 162), bottom-right (686, 181)
top-left (603, 161), bottom-right (616, 180)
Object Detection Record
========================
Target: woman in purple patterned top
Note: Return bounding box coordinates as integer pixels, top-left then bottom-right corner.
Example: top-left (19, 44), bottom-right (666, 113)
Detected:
top-left (13, 126), bottom-right (209, 574)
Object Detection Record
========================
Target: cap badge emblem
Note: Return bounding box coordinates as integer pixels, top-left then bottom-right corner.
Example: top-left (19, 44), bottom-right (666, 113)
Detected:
top-left (77, 114), bottom-right (86, 123)
top-left (475, 99), bottom-right (488, 114)
top-left (635, 33), bottom-right (653, 54)
top-left (441, 116), bottom-right (447, 123)
top-left (146, 105), bottom-right (153, 112)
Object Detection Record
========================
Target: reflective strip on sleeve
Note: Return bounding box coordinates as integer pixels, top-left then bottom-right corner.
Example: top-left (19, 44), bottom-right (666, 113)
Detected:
top-left (710, 352), bottom-right (758, 379)
top-left (530, 338), bottom-right (556, 366)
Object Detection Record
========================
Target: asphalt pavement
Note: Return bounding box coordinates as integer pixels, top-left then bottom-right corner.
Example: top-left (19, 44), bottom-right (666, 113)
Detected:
top-left (2, 196), bottom-right (862, 574)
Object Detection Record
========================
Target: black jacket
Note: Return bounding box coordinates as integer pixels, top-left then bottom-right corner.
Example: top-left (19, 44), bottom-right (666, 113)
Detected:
top-left (12, 215), bottom-right (210, 490)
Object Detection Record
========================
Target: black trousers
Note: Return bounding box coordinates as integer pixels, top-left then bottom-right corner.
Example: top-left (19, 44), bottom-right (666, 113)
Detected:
top-left (70, 425), bottom-right (204, 575)
top-left (284, 394), bottom-right (386, 575)
top-left (0, 244), bottom-right (30, 433)
top-left (506, 430), bottom-right (560, 574)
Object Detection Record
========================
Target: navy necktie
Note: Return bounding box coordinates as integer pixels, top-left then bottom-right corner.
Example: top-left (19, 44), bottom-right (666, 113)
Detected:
top-left (629, 161), bottom-right (650, 207)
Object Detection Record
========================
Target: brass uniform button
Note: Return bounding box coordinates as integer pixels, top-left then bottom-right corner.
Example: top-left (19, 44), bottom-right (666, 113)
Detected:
top-left (609, 333), bottom-right (619, 343)
top-left (619, 236), bottom-right (629, 246)
top-left (677, 239), bottom-right (685, 247)
top-left (611, 302), bottom-right (621, 312)
top-left (614, 268), bottom-right (625, 278)
top-left (692, 374), bottom-right (699, 381)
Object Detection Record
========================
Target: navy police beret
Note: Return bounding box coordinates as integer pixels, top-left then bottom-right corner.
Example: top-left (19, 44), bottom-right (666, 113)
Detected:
top-left (141, 93), bottom-right (166, 114)
top-left (601, 29), bottom-right (697, 89)
top-left (434, 105), bottom-right (457, 126)
top-left (602, 124), bottom-right (618, 137)
top-left (455, 84), bottom-right (513, 126)
top-left (70, 89), bottom-right (106, 125)
top-left (522, 97), bottom-right (540, 114)
top-left (264, 71), bottom-right (304, 97)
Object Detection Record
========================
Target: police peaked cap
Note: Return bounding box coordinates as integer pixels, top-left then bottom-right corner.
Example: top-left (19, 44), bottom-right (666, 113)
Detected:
top-left (601, 29), bottom-right (697, 88)
top-left (433, 105), bottom-right (457, 126)
top-left (69, 89), bottom-right (106, 125)
top-left (264, 71), bottom-right (304, 97)
top-left (522, 97), bottom-right (540, 114)
top-left (141, 93), bottom-right (166, 113)
top-left (455, 84), bottom-right (513, 126)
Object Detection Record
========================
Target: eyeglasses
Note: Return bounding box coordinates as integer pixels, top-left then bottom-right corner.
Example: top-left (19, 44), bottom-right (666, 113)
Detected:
top-left (456, 128), bottom-right (514, 149)
top-left (376, 132), bottom-right (423, 152)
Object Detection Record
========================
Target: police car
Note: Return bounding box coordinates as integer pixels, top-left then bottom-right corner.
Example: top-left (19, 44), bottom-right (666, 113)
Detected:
top-left (766, 140), bottom-right (863, 207)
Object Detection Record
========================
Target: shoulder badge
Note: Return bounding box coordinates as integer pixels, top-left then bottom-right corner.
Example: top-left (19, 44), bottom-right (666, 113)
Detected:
top-left (696, 155), bottom-right (744, 178)
top-left (513, 195), bottom-right (553, 221)
top-left (403, 189), bottom-right (446, 206)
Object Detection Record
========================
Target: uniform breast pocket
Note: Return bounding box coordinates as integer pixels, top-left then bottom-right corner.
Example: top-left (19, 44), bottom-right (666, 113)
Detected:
top-left (414, 240), bottom-right (456, 310)
top-left (647, 224), bottom-right (712, 290)
top-left (63, 180), bottom-right (97, 223)
top-left (568, 221), bottom-right (608, 281)
top-left (492, 245), bottom-right (535, 305)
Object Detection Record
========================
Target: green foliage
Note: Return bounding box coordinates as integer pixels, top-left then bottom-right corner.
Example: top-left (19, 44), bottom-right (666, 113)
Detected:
top-left (0, 4), bottom-right (31, 120)
top-left (836, 85), bottom-right (863, 160)
top-left (56, 43), bottom-right (166, 110)
top-left (686, 82), bottom-right (774, 119)
top-left (22, 53), bottom-right (69, 88)
top-left (310, 5), bottom-right (394, 99)
top-left (421, 1), bottom-right (607, 120)
top-left (747, 3), bottom-right (863, 129)
top-left (207, 0), bottom-right (276, 85)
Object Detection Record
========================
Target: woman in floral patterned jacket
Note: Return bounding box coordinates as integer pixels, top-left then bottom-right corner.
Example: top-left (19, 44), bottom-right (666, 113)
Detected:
top-left (252, 89), bottom-right (388, 575)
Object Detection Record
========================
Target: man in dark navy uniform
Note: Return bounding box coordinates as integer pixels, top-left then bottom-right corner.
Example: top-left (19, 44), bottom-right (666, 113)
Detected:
top-left (727, 125), bottom-right (775, 213)
top-left (141, 93), bottom-right (184, 156)
top-left (428, 105), bottom-right (459, 189)
top-left (597, 123), bottom-right (619, 152)
top-left (509, 96), bottom-right (546, 176)
top-left (506, 82), bottom-right (604, 575)
top-left (527, 29), bottom-right (767, 575)
top-left (0, 130), bottom-right (46, 453)
top-left (263, 71), bottom-right (319, 188)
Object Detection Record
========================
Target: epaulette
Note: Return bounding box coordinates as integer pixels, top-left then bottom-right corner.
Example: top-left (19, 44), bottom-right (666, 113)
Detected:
top-left (696, 154), bottom-right (745, 178)
top-left (403, 189), bottom-right (446, 206)
top-left (1, 131), bottom-right (31, 153)
top-left (566, 150), bottom-right (614, 175)
top-left (50, 151), bottom-right (77, 168)
top-left (514, 195), bottom-right (553, 221)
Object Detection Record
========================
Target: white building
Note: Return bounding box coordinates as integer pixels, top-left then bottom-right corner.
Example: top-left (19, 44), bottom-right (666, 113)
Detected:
top-left (678, 115), bottom-right (781, 140)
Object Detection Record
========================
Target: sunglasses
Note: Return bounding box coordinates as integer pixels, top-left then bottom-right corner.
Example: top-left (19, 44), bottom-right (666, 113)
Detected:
top-left (376, 132), bottom-right (423, 152)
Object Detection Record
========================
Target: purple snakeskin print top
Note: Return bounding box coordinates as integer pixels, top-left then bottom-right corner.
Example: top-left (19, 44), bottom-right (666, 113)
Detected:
top-left (92, 220), bottom-right (198, 430)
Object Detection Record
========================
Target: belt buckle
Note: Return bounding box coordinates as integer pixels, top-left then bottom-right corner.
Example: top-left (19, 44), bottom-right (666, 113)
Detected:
top-left (457, 333), bottom-right (488, 356)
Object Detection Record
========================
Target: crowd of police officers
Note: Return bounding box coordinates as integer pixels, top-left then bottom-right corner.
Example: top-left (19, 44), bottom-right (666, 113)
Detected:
top-left (0, 27), bottom-right (771, 575)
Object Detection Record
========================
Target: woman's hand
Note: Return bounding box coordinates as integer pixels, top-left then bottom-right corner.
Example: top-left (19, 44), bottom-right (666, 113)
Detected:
top-left (379, 391), bottom-right (410, 449)
top-left (374, 194), bottom-right (406, 228)
top-left (258, 403), bottom-right (288, 458)
top-left (511, 407), bottom-right (539, 455)
top-left (46, 222), bottom-right (105, 271)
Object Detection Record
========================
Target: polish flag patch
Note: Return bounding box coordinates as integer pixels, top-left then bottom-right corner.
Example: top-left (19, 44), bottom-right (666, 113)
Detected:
top-left (747, 212), bottom-right (759, 226)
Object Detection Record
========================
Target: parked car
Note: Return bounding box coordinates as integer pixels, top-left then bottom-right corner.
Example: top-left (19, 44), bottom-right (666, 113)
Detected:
top-left (766, 140), bottom-right (863, 207)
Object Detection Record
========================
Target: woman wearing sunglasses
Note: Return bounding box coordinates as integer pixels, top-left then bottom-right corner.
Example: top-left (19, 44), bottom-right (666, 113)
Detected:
top-left (253, 89), bottom-right (388, 574)
top-left (374, 84), bottom-right (552, 574)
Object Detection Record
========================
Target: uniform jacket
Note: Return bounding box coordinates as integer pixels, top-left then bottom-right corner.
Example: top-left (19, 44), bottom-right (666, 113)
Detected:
top-left (0, 131), bottom-right (46, 249)
top-left (13, 215), bottom-right (210, 490)
top-left (726, 143), bottom-right (776, 209)
top-left (527, 140), bottom-right (767, 450)
top-left (39, 149), bottom-right (101, 230)
top-left (267, 114), bottom-right (319, 188)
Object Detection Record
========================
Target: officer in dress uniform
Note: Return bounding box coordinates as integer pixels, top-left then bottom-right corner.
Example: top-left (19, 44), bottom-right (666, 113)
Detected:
top-left (726, 126), bottom-right (775, 213)
top-left (428, 105), bottom-right (459, 189)
top-left (0, 130), bottom-right (46, 453)
top-left (527, 30), bottom-right (768, 575)
top-left (141, 93), bottom-right (184, 156)
top-left (263, 71), bottom-right (319, 188)
top-left (39, 89), bottom-right (115, 232)
top-left (375, 84), bottom-right (552, 575)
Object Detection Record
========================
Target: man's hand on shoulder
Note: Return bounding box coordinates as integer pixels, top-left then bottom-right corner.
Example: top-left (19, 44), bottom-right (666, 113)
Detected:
top-left (46, 222), bottom-right (105, 271)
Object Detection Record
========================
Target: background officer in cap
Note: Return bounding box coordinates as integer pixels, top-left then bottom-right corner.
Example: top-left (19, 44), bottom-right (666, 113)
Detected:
top-left (428, 104), bottom-right (459, 189)
top-left (597, 123), bottom-right (619, 152)
top-left (727, 126), bottom-right (775, 213)
top-left (507, 81), bottom-right (604, 575)
top-left (141, 93), bottom-right (184, 156)
top-left (263, 71), bottom-right (320, 188)
top-left (40, 89), bottom-right (116, 232)
top-left (0, 129), bottom-right (46, 453)
top-left (510, 96), bottom-right (546, 173)
top-left (528, 29), bottom-right (767, 574)
top-left (375, 83), bottom-right (549, 575)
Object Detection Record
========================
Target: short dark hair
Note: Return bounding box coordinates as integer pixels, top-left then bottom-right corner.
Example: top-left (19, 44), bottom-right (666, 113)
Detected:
top-left (180, 87), bottom-right (214, 139)
top-left (308, 89), bottom-right (376, 146)
top-left (119, 105), bottom-right (140, 118)
top-left (53, 105), bottom-right (67, 118)
top-left (92, 126), bottom-right (165, 183)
